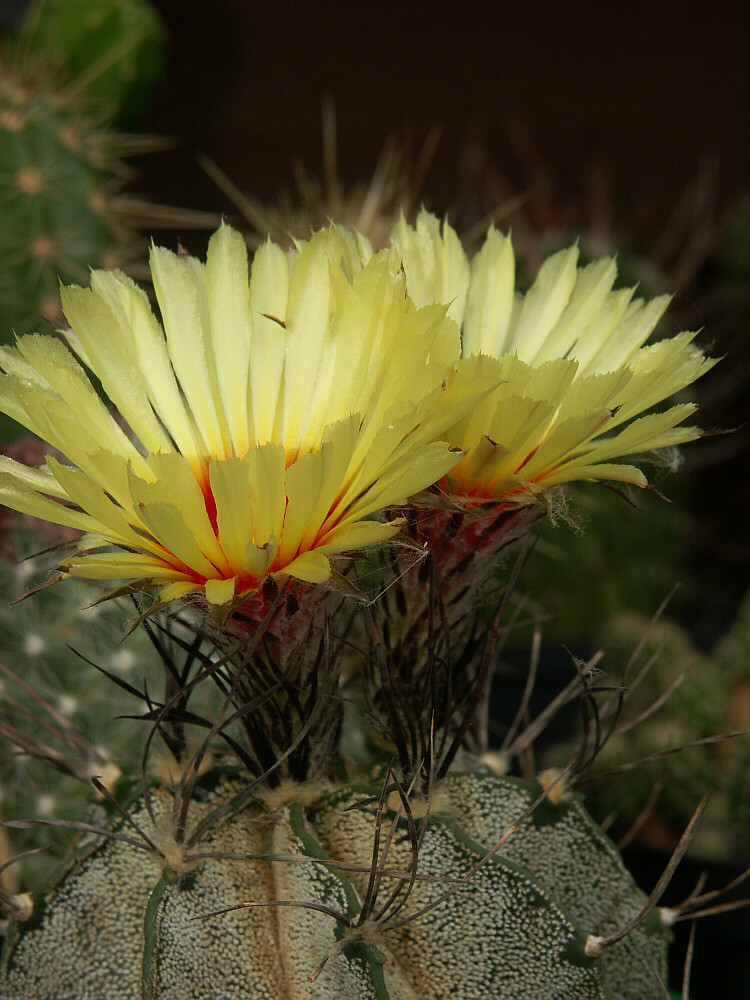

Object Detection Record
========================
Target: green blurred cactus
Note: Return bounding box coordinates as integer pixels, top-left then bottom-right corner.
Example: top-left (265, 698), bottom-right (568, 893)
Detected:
top-left (0, 73), bottom-right (126, 341)
top-left (582, 603), bottom-right (750, 859)
top-left (17, 0), bottom-right (165, 127)
top-left (518, 485), bottom-right (689, 643)
top-left (0, 0), bottom-right (165, 366)
top-left (0, 533), bottom-right (155, 889)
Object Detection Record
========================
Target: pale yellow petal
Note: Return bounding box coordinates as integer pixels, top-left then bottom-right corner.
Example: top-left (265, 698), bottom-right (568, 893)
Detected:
top-left (204, 576), bottom-right (237, 606)
top-left (45, 457), bottom-right (162, 556)
top-left (150, 243), bottom-right (231, 458)
top-left (14, 335), bottom-right (150, 477)
top-left (248, 239), bottom-right (289, 445)
top-left (520, 409), bottom-right (614, 481)
top-left (555, 369), bottom-right (634, 423)
top-left (60, 552), bottom-right (191, 581)
top-left (506, 246), bottom-right (579, 359)
top-left (576, 404), bottom-right (699, 465)
top-left (243, 535), bottom-right (277, 577)
top-left (316, 518), bottom-right (403, 554)
top-left (282, 230), bottom-right (337, 454)
top-left (89, 269), bottom-right (205, 459)
top-left (540, 462), bottom-right (649, 488)
top-left (0, 474), bottom-right (101, 533)
top-left (128, 498), bottom-right (217, 579)
top-left (462, 226), bottom-right (516, 357)
top-left (297, 415), bottom-right (360, 555)
top-left (279, 451), bottom-right (328, 566)
top-left (144, 452), bottom-right (232, 575)
top-left (60, 284), bottom-right (172, 454)
top-left (244, 443), bottom-right (286, 547)
top-left (0, 455), bottom-right (68, 498)
top-left (561, 286), bottom-right (634, 374)
top-left (208, 457), bottom-right (253, 570)
top-left (282, 550), bottom-right (332, 584)
top-left (157, 582), bottom-right (204, 604)
top-left (581, 295), bottom-right (671, 376)
top-left (339, 441), bottom-right (464, 527)
top-left (530, 256), bottom-right (618, 364)
top-left (392, 210), bottom-right (470, 326)
top-left (204, 222), bottom-right (253, 455)
top-left (612, 334), bottom-right (717, 426)
top-left (0, 343), bottom-right (52, 386)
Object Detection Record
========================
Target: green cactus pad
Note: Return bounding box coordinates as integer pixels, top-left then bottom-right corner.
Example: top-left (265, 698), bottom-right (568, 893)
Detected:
top-left (1, 768), bottom-right (669, 999)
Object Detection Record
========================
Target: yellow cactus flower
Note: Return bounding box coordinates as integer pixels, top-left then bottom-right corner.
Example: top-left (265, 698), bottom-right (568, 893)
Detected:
top-left (360, 213), bottom-right (716, 748)
top-left (0, 222), bottom-right (493, 612)
top-left (391, 210), bottom-right (716, 504)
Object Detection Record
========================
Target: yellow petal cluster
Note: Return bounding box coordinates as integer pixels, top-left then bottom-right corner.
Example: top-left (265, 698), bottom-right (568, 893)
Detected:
top-left (391, 210), bottom-right (716, 500)
top-left (0, 222), bottom-right (492, 608)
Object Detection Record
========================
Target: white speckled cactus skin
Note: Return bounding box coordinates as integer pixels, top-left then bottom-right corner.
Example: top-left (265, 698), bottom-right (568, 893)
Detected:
top-left (0, 768), bottom-right (669, 1000)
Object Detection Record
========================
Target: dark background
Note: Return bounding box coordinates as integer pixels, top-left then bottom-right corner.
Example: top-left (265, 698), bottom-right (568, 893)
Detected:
top-left (142, 1), bottom-right (750, 239)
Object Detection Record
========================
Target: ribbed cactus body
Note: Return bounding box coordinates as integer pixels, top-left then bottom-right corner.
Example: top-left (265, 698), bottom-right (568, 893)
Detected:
top-left (1, 768), bottom-right (669, 999)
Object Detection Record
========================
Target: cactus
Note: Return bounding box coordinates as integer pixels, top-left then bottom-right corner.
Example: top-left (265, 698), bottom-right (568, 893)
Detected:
top-left (0, 215), bottom-right (715, 996)
top-left (0, 764), bottom-right (670, 999)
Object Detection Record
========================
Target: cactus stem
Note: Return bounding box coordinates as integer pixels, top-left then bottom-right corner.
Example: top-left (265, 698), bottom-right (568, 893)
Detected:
top-left (141, 869), bottom-right (176, 1000)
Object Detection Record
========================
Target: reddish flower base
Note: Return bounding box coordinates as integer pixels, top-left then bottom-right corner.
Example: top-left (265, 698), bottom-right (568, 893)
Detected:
top-left (388, 499), bottom-right (543, 628)
top-left (221, 577), bottom-right (335, 674)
